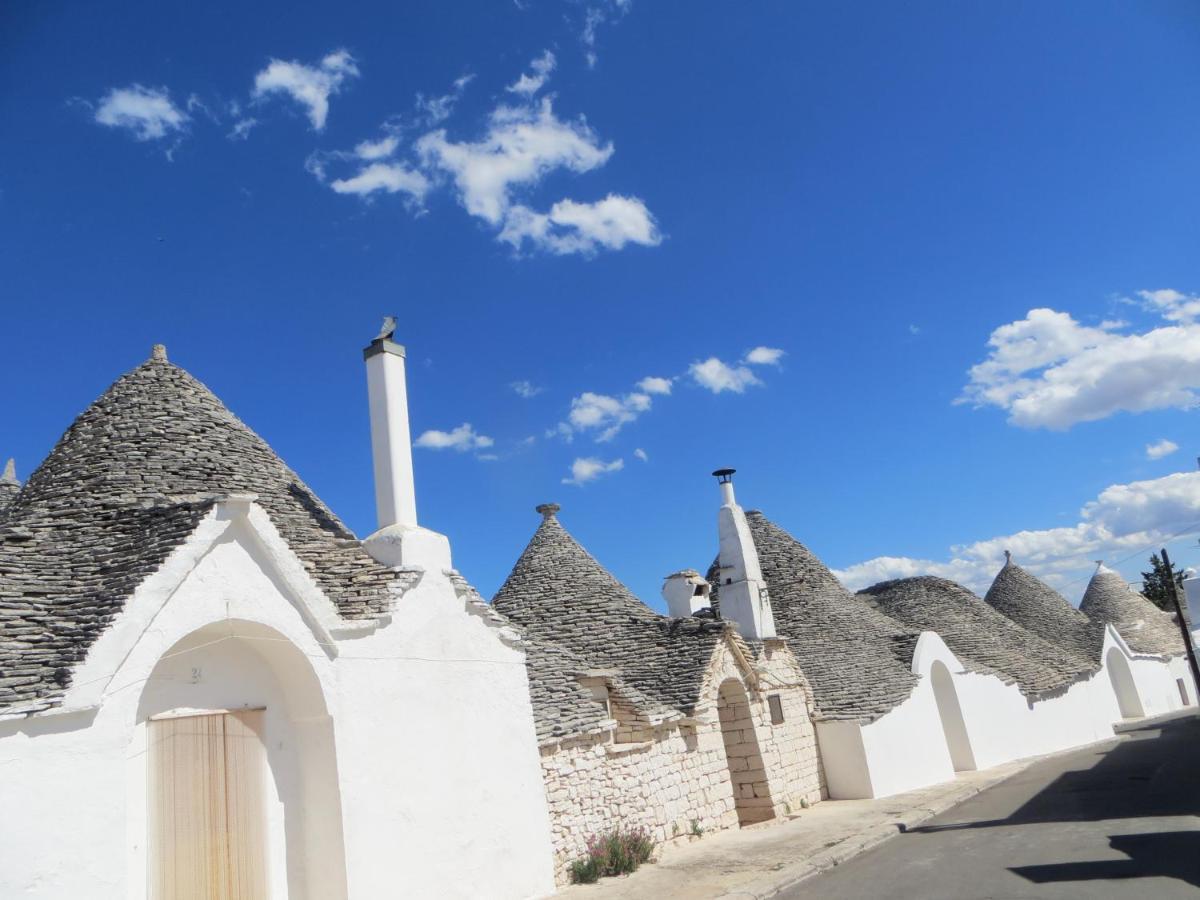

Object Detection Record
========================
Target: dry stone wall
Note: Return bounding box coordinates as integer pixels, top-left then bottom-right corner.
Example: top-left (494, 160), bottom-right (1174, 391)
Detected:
top-left (538, 639), bottom-right (824, 883)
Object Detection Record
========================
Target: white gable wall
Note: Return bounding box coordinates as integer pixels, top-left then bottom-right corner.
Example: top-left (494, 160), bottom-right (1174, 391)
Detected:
top-left (0, 504), bottom-right (555, 900)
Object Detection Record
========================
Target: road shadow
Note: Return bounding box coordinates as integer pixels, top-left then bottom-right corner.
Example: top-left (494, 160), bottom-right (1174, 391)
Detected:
top-left (1011, 831), bottom-right (1200, 889)
top-left (905, 716), bottom-right (1200, 890)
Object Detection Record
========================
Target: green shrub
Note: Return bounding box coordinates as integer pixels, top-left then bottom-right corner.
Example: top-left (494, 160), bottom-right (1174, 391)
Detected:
top-left (568, 826), bottom-right (655, 883)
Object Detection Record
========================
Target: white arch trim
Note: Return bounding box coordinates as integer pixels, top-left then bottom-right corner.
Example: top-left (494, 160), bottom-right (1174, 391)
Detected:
top-left (54, 498), bottom-right (383, 717)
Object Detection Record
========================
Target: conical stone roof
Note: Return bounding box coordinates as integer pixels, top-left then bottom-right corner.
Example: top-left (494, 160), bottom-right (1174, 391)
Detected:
top-left (493, 507), bottom-right (730, 740)
top-left (984, 556), bottom-right (1104, 663)
top-left (0, 348), bottom-right (400, 714)
top-left (712, 510), bottom-right (921, 724)
top-left (1080, 564), bottom-right (1184, 658)
top-left (860, 575), bottom-right (1094, 697)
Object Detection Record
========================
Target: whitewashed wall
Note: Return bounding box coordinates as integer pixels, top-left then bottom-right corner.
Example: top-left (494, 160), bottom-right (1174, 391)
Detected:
top-left (0, 503), bottom-right (556, 900)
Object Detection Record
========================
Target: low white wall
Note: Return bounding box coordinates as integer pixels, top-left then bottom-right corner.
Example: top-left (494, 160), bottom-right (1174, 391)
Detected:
top-left (0, 504), bottom-right (556, 900)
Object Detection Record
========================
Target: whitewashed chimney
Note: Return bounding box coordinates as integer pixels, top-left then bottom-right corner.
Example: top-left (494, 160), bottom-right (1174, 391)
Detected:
top-left (362, 317), bottom-right (451, 571)
top-left (712, 468), bottom-right (776, 640)
top-left (662, 570), bottom-right (711, 618)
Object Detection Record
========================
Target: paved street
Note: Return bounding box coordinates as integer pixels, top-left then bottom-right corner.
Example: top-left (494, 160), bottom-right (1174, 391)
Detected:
top-left (782, 715), bottom-right (1200, 899)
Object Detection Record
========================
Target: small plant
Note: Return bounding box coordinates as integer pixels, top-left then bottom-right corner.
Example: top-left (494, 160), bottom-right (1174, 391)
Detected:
top-left (800, 797), bottom-right (810, 809)
top-left (671, 821), bottom-right (680, 837)
top-left (689, 818), bottom-right (704, 838)
top-left (784, 802), bottom-right (792, 815)
top-left (568, 826), bottom-right (655, 884)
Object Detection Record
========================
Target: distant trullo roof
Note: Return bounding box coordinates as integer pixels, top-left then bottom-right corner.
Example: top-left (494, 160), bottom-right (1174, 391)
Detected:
top-left (493, 505), bottom-right (733, 743)
top-left (710, 510), bottom-right (921, 724)
top-left (984, 555), bottom-right (1105, 663)
top-left (0, 347), bottom-right (402, 715)
top-left (1080, 563), bottom-right (1184, 658)
top-left (860, 575), bottom-right (1094, 697)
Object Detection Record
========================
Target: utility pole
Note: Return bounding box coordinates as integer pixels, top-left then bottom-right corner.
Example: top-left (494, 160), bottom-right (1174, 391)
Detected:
top-left (1161, 547), bottom-right (1200, 705)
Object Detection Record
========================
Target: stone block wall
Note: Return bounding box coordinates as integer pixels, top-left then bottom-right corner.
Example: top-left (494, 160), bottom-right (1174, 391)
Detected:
top-left (538, 637), bottom-right (824, 883)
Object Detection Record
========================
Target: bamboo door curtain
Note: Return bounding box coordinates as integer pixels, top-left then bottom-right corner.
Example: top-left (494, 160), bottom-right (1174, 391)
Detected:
top-left (148, 710), bottom-right (269, 900)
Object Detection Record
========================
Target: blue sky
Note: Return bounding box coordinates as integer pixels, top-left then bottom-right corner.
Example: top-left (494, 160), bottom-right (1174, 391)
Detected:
top-left (3, 1), bottom-right (1200, 607)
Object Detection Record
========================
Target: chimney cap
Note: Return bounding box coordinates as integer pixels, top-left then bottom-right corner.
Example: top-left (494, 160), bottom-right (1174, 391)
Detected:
top-left (712, 467), bottom-right (736, 483)
top-left (363, 316), bottom-right (406, 360)
top-left (536, 503), bottom-right (561, 519)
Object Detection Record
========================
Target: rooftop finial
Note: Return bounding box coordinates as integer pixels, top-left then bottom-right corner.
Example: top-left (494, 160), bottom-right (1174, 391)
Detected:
top-left (1, 458), bottom-right (15, 483)
top-left (1004, 549), bottom-right (1012, 564)
top-left (375, 315), bottom-right (398, 342)
top-left (536, 503), bottom-right (560, 520)
top-left (151, 344), bottom-right (168, 362)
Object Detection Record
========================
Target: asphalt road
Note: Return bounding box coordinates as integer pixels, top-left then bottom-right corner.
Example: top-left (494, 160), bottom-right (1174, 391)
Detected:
top-left (781, 715), bottom-right (1200, 899)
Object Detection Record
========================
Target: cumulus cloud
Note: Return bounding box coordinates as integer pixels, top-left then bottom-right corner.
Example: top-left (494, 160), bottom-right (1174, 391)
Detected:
top-left (634, 447), bottom-right (649, 462)
top-left (833, 470), bottom-right (1200, 599)
top-left (507, 50), bottom-right (556, 96)
top-left (637, 376), bottom-right (673, 395)
top-left (329, 162), bottom-right (429, 200)
top-left (500, 194), bottom-right (660, 255)
top-left (1147, 439), bottom-right (1180, 461)
top-left (563, 456), bottom-right (624, 485)
top-left (252, 49), bottom-right (359, 130)
top-left (94, 85), bottom-right (188, 141)
top-left (417, 96), bottom-right (612, 225)
top-left (689, 357), bottom-right (762, 394)
top-left (413, 423), bottom-right (494, 452)
top-left (558, 391), bottom-right (653, 442)
top-left (960, 294), bottom-right (1200, 429)
top-left (511, 380), bottom-right (544, 398)
top-left (744, 346), bottom-right (785, 366)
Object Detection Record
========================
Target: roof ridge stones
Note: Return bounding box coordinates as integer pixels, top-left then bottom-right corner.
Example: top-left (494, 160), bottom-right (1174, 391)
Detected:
top-left (493, 506), bottom-right (731, 741)
top-left (984, 556), bottom-right (1105, 663)
top-left (860, 575), bottom-right (1095, 698)
top-left (0, 348), bottom-right (403, 714)
top-left (716, 510), bottom-right (921, 724)
top-left (1080, 564), bottom-right (1184, 658)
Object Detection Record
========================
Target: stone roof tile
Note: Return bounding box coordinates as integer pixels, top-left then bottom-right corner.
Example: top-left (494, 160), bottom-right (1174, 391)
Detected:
top-left (1080, 564), bottom-right (1184, 658)
top-left (0, 351), bottom-right (401, 714)
top-left (983, 556), bottom-right (1105, 663)
top-left (860, 575), bottom-right (1095, 697)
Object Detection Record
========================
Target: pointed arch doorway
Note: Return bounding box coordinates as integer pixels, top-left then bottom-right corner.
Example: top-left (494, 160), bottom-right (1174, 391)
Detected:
top-left (716, 679), bottom-right (775, 825)
top-left (930, 662), bottom-right (976, 772)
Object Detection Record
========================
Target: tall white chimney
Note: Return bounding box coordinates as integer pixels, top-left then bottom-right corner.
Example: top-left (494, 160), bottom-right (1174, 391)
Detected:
top-left (712, 468), bottom-right (776, 640)
top-left (362, 317), bottom-right (451, 571)
top-left (364, 318), bottom-right (418, 529)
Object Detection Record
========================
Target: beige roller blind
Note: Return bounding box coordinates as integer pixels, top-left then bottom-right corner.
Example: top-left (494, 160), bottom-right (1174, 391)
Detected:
top-left (149, 710), bottom-right (268, 900)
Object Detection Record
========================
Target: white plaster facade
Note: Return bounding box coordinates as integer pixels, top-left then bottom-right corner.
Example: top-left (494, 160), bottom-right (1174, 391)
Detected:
top-left (0, 501), bottom-right (556, 899)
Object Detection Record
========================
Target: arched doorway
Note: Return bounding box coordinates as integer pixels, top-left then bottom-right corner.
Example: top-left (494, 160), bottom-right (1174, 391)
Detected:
top-left (133, 620), bottom-right (348, 900)
top-left (1106, 647), bottom-right (1144, 719)
top-left (716, 679), bottom-right (774, 825)
top-left (930, 662), bottom-right (975, 772)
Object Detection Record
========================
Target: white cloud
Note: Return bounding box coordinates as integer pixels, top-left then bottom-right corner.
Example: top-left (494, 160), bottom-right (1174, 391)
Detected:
top-left (417, 96), bottom-right (613, 226)
top-left (833, 470), bottom-right (1200, 599)
top-left (507, 50), bottom-right (556, 96)
top-left (94, 85), bottom-right (188, 141)
top-left (689, 357), bottom-right (762, 394)
top-left (355, 135), bottom-right (399, 160)
top-left (580, 0), bottom-right (632, 68)
top-left (228, 117), bottom-right (258, 141)
top-left (500, 194), bottom-right (660, 255)
top-left (413, 423), bottom-right (494, 452)
top-left (559, 390), bottom-right (653, 442)
top-left (562, 456), bottom-right (624, 485)
top-left (637, 376), bottom-right (673, 395)
top-left (329, 162), bottom-right (429, 200)
top-left (416, 72), bottom-right (474, 126)
top-left (252, 49), bottom-right (359, 130)
top-left (1147, 439), bottom-right (1180, 460)
top-left (634, 448), bottom-right (648, 462)
top-left (511, 380), bottom-right (544, 398)
top-left (961, 298), bottom-right (1200, 429)
top-left (744, 346), bottom-right (785, 366)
